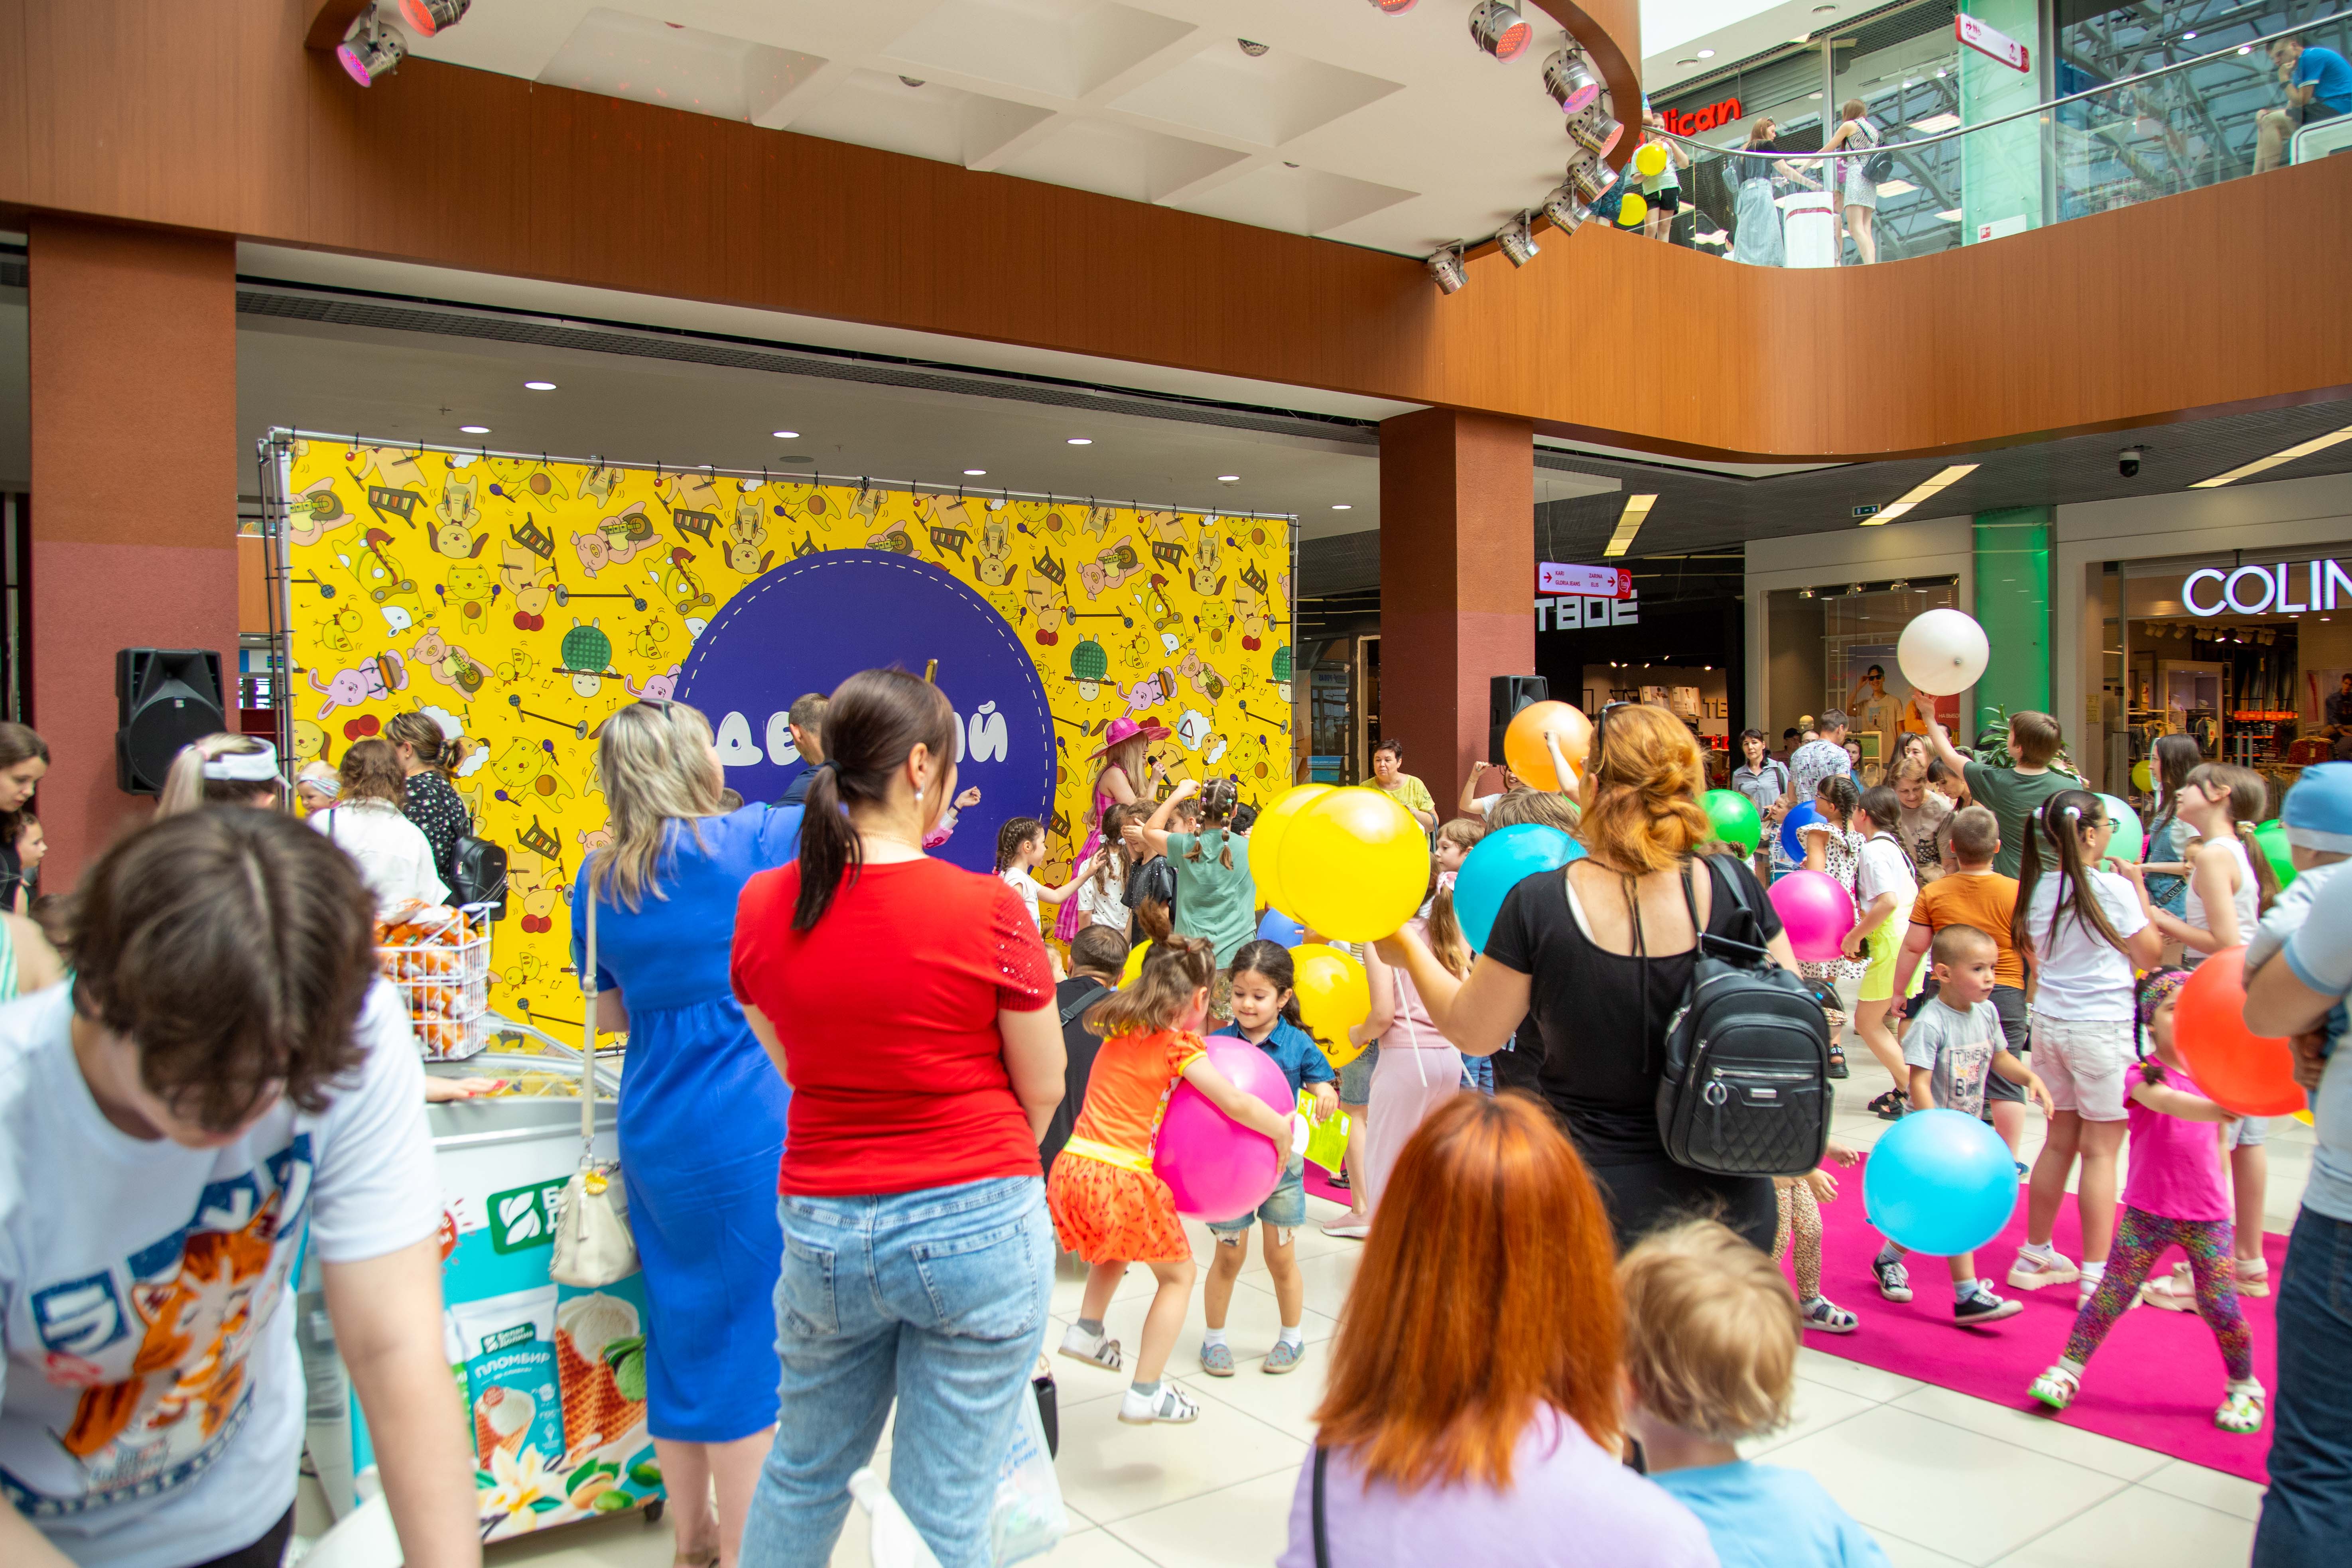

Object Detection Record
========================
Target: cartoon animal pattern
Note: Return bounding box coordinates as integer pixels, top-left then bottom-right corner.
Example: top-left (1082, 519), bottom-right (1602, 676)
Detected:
top-left (284, 447), bottom-right (1290, 1030)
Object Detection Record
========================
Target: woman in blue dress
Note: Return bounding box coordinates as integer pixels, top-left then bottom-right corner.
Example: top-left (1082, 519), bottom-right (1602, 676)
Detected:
top-left (571, 699), bottom-right (802, 1568)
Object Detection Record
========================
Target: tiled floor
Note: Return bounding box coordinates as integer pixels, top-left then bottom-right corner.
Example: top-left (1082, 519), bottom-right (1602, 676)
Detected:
top-left (440, 1050), bottom-right (2289, 1568)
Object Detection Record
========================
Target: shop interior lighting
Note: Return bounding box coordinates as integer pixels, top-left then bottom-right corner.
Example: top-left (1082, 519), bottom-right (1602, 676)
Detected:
top-left (1217, 474), bottom-right (1240, 483)
top-left (1603, 494), bottom-right (1657, 557)
top-left (523, 380), bottom-right (556, 391)
top-left (772, 429), bottom-right (799, 439)
top-left (1497, 214), bottom-right (1541, 267)
top-left (1543, 50), bottom-right (1601, 114)
top-left (1913, 112), bottom-right (1961, 133)
top-left (459, 424), bottom-right (490, 434)
top-left (1468, 2), bottom-right (1533, 61)
top-left (399, 0), bottom-right (471, 35)
top-left (1426, 247), bottom-right (1468, 294)
top-left (1865, 463), bottom-right (1978, 523)
top-left (1333, 503), bottom-right (1353, 510)
top-left (963, 468), bottom-right (986, 476)
top-left (2189, 421), bottom-right (2352, 488)
top-left (1066, 437), bottom-right (1093, 445)
top-left (335, 14), bottom-right (404, 86)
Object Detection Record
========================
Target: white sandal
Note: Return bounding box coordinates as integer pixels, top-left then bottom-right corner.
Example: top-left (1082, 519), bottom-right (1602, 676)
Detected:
top-left (1058, 1322), bottom-right (1122, 1372)
top-left (2028, 1363), bottom-right (2081, 1412)
top-left (2216, 1385), bottom-right (2265, 1435)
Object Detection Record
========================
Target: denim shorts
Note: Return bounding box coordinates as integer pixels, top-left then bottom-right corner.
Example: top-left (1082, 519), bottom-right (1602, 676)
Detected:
top-left (2231, 1115), bottom-right (2270, 1149)
top-left (1208, 1155), bottom-right (1307, 1236)
top-left (2031, 1013), bottom-right (2135, 1121)
top-left (1338, 1043), bottom-right (1379, 1104)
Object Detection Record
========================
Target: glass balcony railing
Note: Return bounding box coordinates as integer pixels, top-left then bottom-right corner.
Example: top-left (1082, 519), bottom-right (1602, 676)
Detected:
top-left (1626, 10), bottom-right (2352, 268)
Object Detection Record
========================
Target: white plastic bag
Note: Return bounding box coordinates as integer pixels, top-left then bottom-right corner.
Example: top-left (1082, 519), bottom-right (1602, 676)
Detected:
top-left (991, 1382), bottom-right (1069, 1566)
top-left (853, 1467), bottom-right (944, 1568)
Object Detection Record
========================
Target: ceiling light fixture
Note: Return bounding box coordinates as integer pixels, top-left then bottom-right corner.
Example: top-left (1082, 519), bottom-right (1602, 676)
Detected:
top-left (1568, 154), bottom-right (1614, 205)
top-left (1543, 49), bottom-right (1601, 114)
top-left (335, 14), bottom-right (404, 86)
top-left (1333, 503), bottom-right (1353, 510)
top-left (1603, 493), bottom-right (1657, 557)
top-left (1426, 247), bottom-right (1468, 294)
top-left (523, 380), bottom-right (557, 391)
top-left (1541, 183), bottom-right (1590, 236)
top-left (1217, 474), bottom-right (1241, 483)
top-left (1238, 38), bottom-right (1269, 57)
top-left (1678, 57), bottom-right (1699, 67)
top-left (1067, 437), bottom-right (1093, 445)
top-left (1698, 48), bottom-right (1716, 58)
top-left (1935, 207), bottom-right (1964, 221)
top-left (398, 0), bottom-right (471, 36)
top-left (1567, 104), bottom-right (1623, 160)
top-left (1874, 179), bottom-right (1917, 196)
top-left (1865, 463), bottom-right (1979, 524)
top-left (2189, 421), bottom-right (2352, 487)
top-left (1366, 0), bottom-right (1418, 12)
top-left (963, 469), bottom-right (987, 476)
top-left (2184, 30), bottom-right (2198, 39)
top-left (1468, 2), bottom-right (1533, 61)
top-left (899, 76), bottom-right (926, 87)
top-left (772, 429), bottom-right (800, 439)
top-left (459, 424), bottom-right (490, 434)
top-left (1497, 213), bottom-right (1541, 267)
top-left (1913, 112), bottom-right (1962, 133)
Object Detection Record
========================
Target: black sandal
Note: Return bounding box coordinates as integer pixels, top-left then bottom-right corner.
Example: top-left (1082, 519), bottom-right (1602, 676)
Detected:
top-left (1867, 1087), bottom-right (1906, 1117)
top-left (1826, 1044), bottom-right (1849, 1079)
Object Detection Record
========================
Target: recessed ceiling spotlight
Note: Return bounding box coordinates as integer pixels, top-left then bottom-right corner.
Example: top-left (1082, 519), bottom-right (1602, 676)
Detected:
top-left (963, 469), bottom-right (987, 476)
top-left (1810, 4), bottom-right (1837, 12)
top-left (1067, 437), bottom-right (1093, 445)
top-left (523, 380), bottom-right (557, 391)
top-left (335, 14), bottom-right (404, 86)
top-left (2183, 30), bottom-right (2198, 39)
top-left (399, 0), bottom-right (471, 36)
top-left (899, 76), bottom-right (926, 87)
top-left (1698, 48), bottom-right (1716, 58)
top-left (772, 429), bottom-right (800, 439)
top-left (1333, 504), bottom-right (1353, 510)
top-left (1678, 58), bottom-right (1700, 67)
top-left (1426, 247), bottom-right (1468, 294)
top-left (459, 425), bottom-right (490, 434)
top-left (1543, 49), bottom-right (1601, 114)
top-left (1217, 475), bottom-right (1241, 483)
top-left (1467, 2), bottom-right (1532, 61)
top-left (1238, 39), bottom-right (1269, 57)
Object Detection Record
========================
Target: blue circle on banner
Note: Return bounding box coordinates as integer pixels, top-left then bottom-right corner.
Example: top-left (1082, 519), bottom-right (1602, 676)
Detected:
top-left (674, 552), bottom-right (1055, 875)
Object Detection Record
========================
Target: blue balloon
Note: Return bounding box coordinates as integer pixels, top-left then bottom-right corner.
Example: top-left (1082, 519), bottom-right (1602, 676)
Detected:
top-left (1256, 907), bottom-right (1305, 947)
top-left (1863, 1109), bottom-right (2020, 1257)
top-left (1454, 824), bottom-right (1584, 951)
top-left (1778, 801), bottom-right (1823, 863)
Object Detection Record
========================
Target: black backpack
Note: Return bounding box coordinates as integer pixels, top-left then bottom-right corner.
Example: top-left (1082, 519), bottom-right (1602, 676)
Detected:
top-left (450, 835), bottom-right (509, 919)
top-left (1655, 856), bottom-right (1833, 1178)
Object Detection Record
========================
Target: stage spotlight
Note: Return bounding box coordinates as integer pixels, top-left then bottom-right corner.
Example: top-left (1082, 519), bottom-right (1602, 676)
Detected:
top-left (1542, 49), bottom-right (1601, 114)
top-left (1367, 0), bottom-right (1418, 11)
top-left (1540, 185), bottom-right (1589, 236)
top-left (399, 0), bottom-right (471, 35)
top-left (336, 14), bottom-right (405, 86)
top-left (1426, 248), bottom-right (1468, 294)
top-left (1568, 155), bottom-right (1614, 204)
top-left (1468, 2), bottom-right (1532, 60)
top-left (1497, 214), bottom-right (1540, 267)
top-left (1567, 105), bottom-right (1623, 160)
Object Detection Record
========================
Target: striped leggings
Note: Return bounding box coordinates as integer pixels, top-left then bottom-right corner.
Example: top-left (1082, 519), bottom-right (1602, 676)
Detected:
top-left (2064, 1206), bottom-right (2254, 1380)
top-left (1774, 1178), bottom-right (1825, 1302)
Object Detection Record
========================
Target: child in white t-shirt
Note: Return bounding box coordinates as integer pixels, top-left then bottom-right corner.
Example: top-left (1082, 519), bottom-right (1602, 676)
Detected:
top-left (1843, 786), bottom-right (1922, 1093)
top-left (0, 808), bottom-right (473, 1568)
top-left (995, 815), bottom-right (1091, 932)
top-left (1873, 924), bottom-right (2051, 1325)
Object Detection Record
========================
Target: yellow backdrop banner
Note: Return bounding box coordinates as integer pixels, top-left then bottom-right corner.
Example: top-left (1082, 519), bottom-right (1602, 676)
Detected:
top-left (278, 437), bottom-right (1293, 1032)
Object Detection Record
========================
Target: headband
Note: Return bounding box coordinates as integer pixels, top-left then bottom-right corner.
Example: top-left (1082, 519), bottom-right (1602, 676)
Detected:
top-left (202, 741), bottom-right (280, 782)
top-left (2137, 968), bottom-right (2190, 1025)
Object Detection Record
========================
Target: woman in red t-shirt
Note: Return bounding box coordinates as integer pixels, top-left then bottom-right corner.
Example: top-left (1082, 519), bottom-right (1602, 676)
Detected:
top-left (732, 668), bottom-right (1066, 1568)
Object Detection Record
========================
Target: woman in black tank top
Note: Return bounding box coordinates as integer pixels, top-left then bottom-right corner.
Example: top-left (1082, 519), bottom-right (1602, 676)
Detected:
top-left (1382, 705), bottom-right (1800, 1252)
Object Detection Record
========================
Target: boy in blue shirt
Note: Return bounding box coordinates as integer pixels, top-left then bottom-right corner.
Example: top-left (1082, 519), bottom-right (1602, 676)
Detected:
top-left (1201, 939), bottom-right (1338, 1377)
top-left (1624, 1220), bottom-right (1892, 1568)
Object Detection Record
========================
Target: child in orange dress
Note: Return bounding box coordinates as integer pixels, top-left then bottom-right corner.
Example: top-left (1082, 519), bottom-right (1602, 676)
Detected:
top-left (1048, 934), bottom-right (1294, 1425)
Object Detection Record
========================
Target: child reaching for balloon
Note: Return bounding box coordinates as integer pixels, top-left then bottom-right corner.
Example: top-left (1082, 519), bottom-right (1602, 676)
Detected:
top-left (1774, 1139), bottom-right (1862, 1333)
top-left (2028, 969), bottom-right (2265, 1435)
top-left (995, 814), bottom-right (1096, 933)
top-left (1200, 941), bottom-right (1337, 1378)
top-left (1870, 925), bottom-right (2050, 1325)
top-left (1048, 934), bottom-right (1294, 1425)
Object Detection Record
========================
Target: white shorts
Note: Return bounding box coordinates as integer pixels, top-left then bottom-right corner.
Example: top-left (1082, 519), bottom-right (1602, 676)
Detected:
top-left (2030, 1014), bottom-right (2135, 1122)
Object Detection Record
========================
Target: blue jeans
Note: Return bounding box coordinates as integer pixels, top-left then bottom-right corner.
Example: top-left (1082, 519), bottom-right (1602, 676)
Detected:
top-left (2254, 1206), bottom-right (2352, 1566)
top-left (741, 1176), bottom-right (1054, 1568)
top-left (1461, 1054), bottom-right (1495, 1095)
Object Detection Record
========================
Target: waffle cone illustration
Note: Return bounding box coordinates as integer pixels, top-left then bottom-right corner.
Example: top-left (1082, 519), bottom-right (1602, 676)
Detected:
top-left (555, 1293), bottom-right (646, 1456)
top-left (473, 1385), bottom-right (536, 1458)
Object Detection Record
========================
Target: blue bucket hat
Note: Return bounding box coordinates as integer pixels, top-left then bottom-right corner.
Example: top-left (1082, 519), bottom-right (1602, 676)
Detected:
top-left (2283, 761), bottom-right (2352, 853)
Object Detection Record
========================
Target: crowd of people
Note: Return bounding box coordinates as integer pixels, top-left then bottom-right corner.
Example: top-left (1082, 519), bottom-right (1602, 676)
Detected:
top-left (2, 679), bottom-right (2348, 1568)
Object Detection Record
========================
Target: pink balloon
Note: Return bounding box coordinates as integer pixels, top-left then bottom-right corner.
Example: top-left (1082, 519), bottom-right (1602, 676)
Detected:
top-left (1154, 1038), bottom-right (1292, 1219)
top-left (1769, 869), bottom-right (1857, 963)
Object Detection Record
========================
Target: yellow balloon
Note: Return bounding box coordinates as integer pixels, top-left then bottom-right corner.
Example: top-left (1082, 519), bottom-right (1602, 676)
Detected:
top-left (2131, 760), bottom-right (2152, 793)
top-left (1121, 940), bottom-right (1152, 987)
top-left (1293, 943), bottom-right (1371, 1068)
top-left (1635, 142), bottom-right (1668, 178)
top-left (1283, 787), bottom-right (1430, 943)
top-left (1250, 784), bottom-right (1332, 919)
top-left (1617, 191), bottom-right (1648, 228)
top-left (2295, 1106), bottom-right (2316, 1126)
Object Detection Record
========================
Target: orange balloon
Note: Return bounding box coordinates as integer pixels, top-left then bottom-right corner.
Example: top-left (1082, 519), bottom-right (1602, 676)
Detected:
top-left (1503, 701), bottom-right (1593, 793)
top-left (2173, 947), bottom-right (2309, 1117)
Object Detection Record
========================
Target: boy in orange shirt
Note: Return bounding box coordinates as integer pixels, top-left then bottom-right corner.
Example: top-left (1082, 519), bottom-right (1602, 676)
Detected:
top-left (1891, 805), bottom-right (2030, 1163)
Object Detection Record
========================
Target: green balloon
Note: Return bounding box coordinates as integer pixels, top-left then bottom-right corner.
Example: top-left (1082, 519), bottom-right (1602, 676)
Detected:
top-left (1702, 788), bottom-right (1763, 853)
top-left (2253, 819), bottom-right (2296, 890)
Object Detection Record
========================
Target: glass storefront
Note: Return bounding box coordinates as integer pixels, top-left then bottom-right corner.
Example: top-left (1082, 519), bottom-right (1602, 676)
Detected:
top-left (1764, 577), bottom-right (1962, 781)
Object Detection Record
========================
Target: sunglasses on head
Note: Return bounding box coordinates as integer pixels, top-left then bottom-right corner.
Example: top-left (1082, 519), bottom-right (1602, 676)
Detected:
top-left (1590, 701), bottom-right (1630, 779)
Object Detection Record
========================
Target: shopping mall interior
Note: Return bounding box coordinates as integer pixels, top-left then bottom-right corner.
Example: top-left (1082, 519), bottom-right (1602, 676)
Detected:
top-left (4, 2), bottom-right (2351, 1566)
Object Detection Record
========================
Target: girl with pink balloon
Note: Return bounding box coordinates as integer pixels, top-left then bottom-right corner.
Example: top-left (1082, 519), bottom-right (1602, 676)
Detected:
top-left (1795, 775), bottom-right (1866, 1083)
top-left (1046, 935), bottom-right (1294, 1426)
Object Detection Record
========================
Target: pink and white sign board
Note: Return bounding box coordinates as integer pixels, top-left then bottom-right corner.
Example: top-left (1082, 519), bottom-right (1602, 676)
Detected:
top-left (1538, 562), bottom-right (1631, 597)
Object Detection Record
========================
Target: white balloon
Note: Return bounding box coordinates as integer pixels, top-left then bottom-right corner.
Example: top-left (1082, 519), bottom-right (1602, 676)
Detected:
top-left (1897, 608), bottom-right (1990, 697)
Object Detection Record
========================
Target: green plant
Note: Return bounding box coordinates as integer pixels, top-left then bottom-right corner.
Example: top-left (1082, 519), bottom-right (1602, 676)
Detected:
top-left (1976, 705), bottom-right (2080, 779)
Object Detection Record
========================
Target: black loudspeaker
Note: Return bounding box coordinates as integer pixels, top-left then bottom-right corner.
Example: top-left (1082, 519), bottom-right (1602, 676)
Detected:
top-left (1489, 674), bottom-right (1549, 761)
top-left (116, 649), bottom-right (226, 795)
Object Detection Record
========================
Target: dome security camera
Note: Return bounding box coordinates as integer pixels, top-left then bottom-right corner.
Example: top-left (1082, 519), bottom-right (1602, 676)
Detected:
top-left (2119, 446), bottom-right (2145, 478)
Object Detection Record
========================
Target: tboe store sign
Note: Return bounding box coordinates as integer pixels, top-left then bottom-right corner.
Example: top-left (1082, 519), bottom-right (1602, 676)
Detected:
top-left (2181, 559), bottom-right (2352, 617)
top-left (1535, 591), bottom-right (1640, 630)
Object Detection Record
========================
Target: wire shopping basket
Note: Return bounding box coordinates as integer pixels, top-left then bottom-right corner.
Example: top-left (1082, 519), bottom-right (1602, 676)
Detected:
top-left (376, 901), bottom-right (495, 1061)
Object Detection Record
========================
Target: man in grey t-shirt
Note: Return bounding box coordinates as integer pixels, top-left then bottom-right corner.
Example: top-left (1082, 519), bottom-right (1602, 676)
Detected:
top-left (1772, 710), bottom-right (1854, 873)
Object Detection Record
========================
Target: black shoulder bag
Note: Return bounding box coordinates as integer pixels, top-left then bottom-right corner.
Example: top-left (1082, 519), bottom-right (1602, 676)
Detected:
top-left (1654, 856), bottom-right (1833, 1178)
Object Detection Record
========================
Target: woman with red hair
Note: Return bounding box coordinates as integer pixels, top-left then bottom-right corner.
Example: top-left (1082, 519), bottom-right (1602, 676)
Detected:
top-left (1279, 1094), bottom-right (1716, 1566)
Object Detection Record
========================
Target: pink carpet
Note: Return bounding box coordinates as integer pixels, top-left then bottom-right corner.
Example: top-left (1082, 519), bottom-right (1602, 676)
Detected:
top-left (1809, 1153), bottom-right (2283, 1482)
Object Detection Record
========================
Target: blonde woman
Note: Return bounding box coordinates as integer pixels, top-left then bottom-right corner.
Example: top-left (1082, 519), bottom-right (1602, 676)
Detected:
top-left (156, 733), bottom-right (285, 816)
top-left (1379, 703), bottom-right (1801, 1252)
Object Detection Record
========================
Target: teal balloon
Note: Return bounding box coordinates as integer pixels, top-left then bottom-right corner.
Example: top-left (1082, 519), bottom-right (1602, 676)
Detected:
top-left (1702, 788), bottom-right (1763, 853)
top-left (2253, 819), bottom-right (2296, 890)
top-left (1863, 1109), bottom-right (2019, 1257)
top-left (1454, 824), bottom-right (1583, 952)
top-left (2094, 793), bottom-right (2143, 865)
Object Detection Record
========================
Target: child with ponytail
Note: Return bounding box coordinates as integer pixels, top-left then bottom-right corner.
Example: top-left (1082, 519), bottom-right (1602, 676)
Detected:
top-left (2121, 762), bottom-right (2277, 966)
top-left (993, 814), bottom-right (1093, 934)
top-left (1842, 784), bottom-right (1921, 1099)
top-left (2008, 791), bottom-right (2165, 1305)
top-left (1351, 880), bottom-right (1471, 1224)
top-left (1049, 935), bottom-right (1294, 1425)
top-left (1200, 940), bottom-right (1338, 1378)
top-left (1798, 774), bottom-right (1867, 1091)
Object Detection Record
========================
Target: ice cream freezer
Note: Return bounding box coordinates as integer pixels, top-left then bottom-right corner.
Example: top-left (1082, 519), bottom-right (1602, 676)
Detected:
top-left (302, 1023), bottom-right (670, 1543)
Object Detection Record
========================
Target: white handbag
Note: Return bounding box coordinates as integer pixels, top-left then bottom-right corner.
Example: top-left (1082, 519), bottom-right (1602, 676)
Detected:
top-left (550, 888), bottom-right (640, 1288)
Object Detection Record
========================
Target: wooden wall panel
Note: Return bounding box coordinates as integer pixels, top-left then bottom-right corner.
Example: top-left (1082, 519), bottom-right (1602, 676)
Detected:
top-left (3, 0), bottom-right (2350, 462)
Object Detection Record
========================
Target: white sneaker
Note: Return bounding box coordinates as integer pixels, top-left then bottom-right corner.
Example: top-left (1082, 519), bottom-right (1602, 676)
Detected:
top-left (1058, 1322), bottom-right (1121, 1372)
top-left (1119, 1383), bottom-right (1200, 1425)
top-left (1321, 1217), bottom-right (1371, 1239)
top-left (2006, 1247), bottom-right (2080, 1292)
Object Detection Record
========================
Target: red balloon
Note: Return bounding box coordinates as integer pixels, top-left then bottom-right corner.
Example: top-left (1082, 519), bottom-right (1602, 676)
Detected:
top-left (2173, 947), bottom-right (2307, 1117)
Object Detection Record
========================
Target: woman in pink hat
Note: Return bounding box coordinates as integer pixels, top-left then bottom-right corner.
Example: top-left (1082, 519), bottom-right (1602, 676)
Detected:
top-left (1055, 715), bottom-right (1168, 942)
